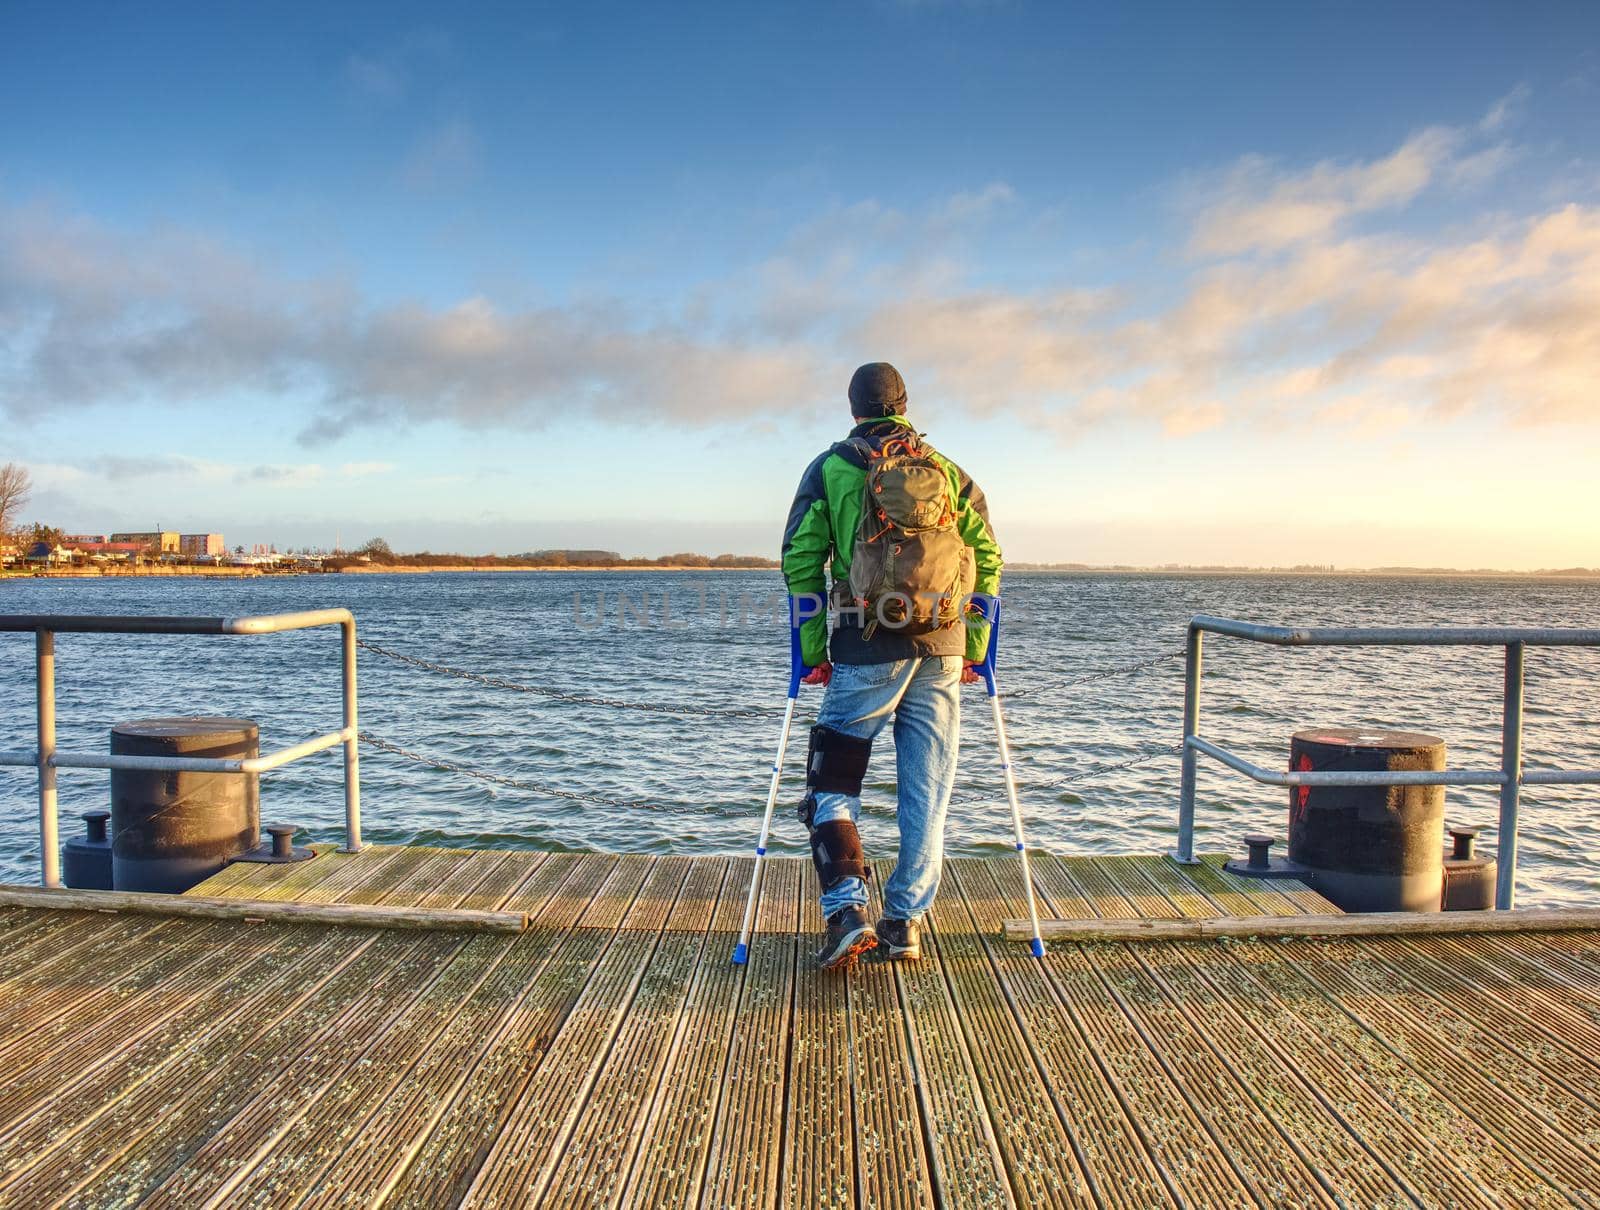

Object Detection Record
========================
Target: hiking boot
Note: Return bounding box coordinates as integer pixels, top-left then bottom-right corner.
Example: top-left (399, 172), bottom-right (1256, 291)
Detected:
top-left (875, 917), bottom-right (922, 962)
top-left (816, 906), bottom-right (877, 970)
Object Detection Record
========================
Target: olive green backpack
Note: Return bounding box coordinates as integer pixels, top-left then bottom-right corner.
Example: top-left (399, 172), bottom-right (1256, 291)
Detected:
top-left (845, 432), bottom-right (976, 638)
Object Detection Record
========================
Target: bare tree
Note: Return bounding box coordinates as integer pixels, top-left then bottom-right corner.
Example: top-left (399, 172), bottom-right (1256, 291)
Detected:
top-left (0, 463), bottom-right (30, 536)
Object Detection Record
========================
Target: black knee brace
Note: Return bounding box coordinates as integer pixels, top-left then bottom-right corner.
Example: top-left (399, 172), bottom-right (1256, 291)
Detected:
top-left (808, 725), bottom-right (872, 793)
top-left (810, 819), bottom-right (869, 891)
top-left (795, 724), bottom-right (873, 825)
top-left (796, 726), bottom-right (874, 889)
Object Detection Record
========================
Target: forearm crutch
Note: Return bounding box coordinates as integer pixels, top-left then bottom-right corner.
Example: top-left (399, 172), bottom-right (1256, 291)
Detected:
top-left (972, 595), bottom-right (1046, 958)
top-left (732, 595), bottom-right (815, 965)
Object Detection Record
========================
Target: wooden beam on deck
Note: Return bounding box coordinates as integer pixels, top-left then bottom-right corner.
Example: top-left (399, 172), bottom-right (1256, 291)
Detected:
top-left (0, 884), bottom-right (528, 933)
top-left (1004, 907), bottom-right (1600, 942)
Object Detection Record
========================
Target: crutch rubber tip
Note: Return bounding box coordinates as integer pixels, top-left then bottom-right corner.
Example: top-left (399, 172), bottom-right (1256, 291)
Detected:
top-left (1030, 938), bottom-right (1046, 959)
top-left (731, 943), bottom-right (749, 965)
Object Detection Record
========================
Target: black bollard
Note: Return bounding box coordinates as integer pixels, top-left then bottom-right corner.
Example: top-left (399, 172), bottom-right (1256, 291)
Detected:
top-left (1287, 727), bottom-right (1445, 913)
top-left (237, 822), bottom-right (315, 864)
top-left (63, 809), bottom-right (113, 890)
top-left (1442, 826), bottom-right (1497, 911)
top-left (109, 717), bottom-right (261, 894)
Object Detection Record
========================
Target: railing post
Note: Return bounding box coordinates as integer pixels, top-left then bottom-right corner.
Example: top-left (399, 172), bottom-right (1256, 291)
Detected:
top-left (340, 619), bottom-right (363, 853)
top-left (1171, 625), bottom-right (1203, 865)
top-left (36, 629), bottom-right (61, 888)
top-left (1496, 641), bottom-right (1525, 910)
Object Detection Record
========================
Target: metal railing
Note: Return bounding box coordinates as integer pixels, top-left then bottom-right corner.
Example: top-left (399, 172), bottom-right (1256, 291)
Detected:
top-left (1173, 614), bottom-right (1600, 909)
top-left (0, 610), bottom-right (363, 888)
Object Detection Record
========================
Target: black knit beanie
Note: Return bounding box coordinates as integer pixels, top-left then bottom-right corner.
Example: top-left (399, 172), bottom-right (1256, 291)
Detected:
top-left (848, 362), bottom-right (908, 418)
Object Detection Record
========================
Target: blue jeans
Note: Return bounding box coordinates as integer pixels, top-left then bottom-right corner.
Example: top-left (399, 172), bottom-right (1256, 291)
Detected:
top-left (812, 656), bottom-right (962, 922)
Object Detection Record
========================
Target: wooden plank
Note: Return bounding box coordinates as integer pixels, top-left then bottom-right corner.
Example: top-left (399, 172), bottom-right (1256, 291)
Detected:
top-left (1181, 855), bottom-right (1302, 918)
top-left (0, 912), bottom-right (174, 1034)
top-left (0, 926), bottom-right (408, 1204)
top-left (182, 843), bottom-right (345, 897)
top-left (779, 863), bottom-right (856, 1209)
top-left (1059, 854), bottom-right (1141, 918)
top-left (454, 850), bottom-right (545, 910)
top-left (328, 844), bottom-right (451, 904)
top-left (132, 849), bottom-right (523, 1207)
top-left (1379, 933), bottom-right (1600, 1061)
top-left (1180, 939), bottom-right (1541, 1206)
top-left (1080, 939), bottom-right (1340, 1207)
top-left (460, 856), bottom-right (693, 1206)
top-left (7, 848), bottom-right (1599, 1209)
top-left (1120, 853), bottom-right (1224, 918)
top-left (1277, 935), bottom-right (1600, 1198)
top-left (937, 859), bottom-right (1118, 1208)
top-left (974, 858), bottom-right (1254, 1207)
top-left (132, 930), bottom-right (474, 1209)
top-left (543, 857), bottom-right (731, 1209)
top-left (290, 852), bottom-right (594, 1209)
top-left (1099, 855), bottom-right (1187, 920)
top-left (1121, 941), bottom-right (1425, 1206)
top-left (846, 863), bottom-right (935, 1210)
top-left (882, 878), bottom-right (1011, 1209)
top-left (1006, 907), bottom-right (1600, 942)
top-left (0, 918), bottom-right (326, 1133)
top-left (701, 855), bottom-right (802, 1210)
top-left (0, 908), bottom-right (169, 992)
top-left (364, 847), bottom-right (475, 904)
top-left (82, 929), bottom-right (466, 1209)
top-left (0, 884), bottom-right (525, 932)
top-left (378, 854), bottom-right (653, 1208)
top-left (200, 844), bottom-right (392, 902)
top-left (619, 857), bottom-right (761, 1209)
top-left (1200, 853), bottom-right (1340, 915)
top-left (1425, 932), bottom-right (1600, 1043)
top-left (0, 899), bottom-right (109, 957)
top-left (0, 915), bottom-right (276, 1083)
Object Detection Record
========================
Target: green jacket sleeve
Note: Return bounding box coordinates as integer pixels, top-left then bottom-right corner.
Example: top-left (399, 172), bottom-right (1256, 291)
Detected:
top-left (781, 451), bottom-right (834, 667)
top-left (949, 464), bottom-right (1003, 663)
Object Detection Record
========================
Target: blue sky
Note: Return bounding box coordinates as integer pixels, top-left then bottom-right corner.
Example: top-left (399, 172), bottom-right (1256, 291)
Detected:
top-left (3, 1), bottom-right (1598, 565)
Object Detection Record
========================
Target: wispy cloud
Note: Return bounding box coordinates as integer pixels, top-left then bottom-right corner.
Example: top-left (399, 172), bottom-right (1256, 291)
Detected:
top-left (2, 100), bottom-right (1595, 446)
top-left (237, 464), bottom-right (325, 487)
top-left (87, 454), bottom-right (230, 482)
top-left (1185, 97), bottom-right (1524, 257)
top-left (1480, 83), bottom-right (1530, 134)
top-left (402, 120), bottom-right (482, 191)
top-left (1188, 127), bottom-right (1461, 256)
top-left (342, 30), bottom-right (452, 104)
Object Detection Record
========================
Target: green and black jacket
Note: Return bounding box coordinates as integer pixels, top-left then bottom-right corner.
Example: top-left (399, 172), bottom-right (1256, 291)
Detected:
top-left (781, 415), bottom-right (1003, 666)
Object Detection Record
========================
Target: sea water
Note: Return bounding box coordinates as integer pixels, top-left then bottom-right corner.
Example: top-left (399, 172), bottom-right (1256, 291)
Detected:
top-left (1, 571), bottom-right (1596, 905)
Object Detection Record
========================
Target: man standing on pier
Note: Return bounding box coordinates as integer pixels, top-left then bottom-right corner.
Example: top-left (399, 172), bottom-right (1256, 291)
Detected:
top-left (781, 362), bottom-right (1003, 969)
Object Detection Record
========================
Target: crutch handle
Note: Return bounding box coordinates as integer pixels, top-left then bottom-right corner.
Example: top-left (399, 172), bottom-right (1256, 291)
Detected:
top-left (787, 593), bottom-right (821, 698)
top-left (969, 593), bottom-right (1001, 697)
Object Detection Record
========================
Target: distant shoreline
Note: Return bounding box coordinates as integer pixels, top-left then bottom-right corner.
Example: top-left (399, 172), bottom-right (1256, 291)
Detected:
top-left (5, 564), bottom-right (1597, 583)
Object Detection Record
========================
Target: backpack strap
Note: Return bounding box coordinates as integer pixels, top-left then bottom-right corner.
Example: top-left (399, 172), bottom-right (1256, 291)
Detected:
top-left (832, 437), bottom-right (876, 468)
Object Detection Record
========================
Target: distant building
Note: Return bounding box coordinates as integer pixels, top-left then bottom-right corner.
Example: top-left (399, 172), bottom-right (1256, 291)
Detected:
top-left (179, 533), bottom-right (225, 558)
top-left (110, 530), bottom-right (179, 553)
top-left (26, 542), bottom-right (75, 566)
top-left (69, 541), bottom-right (146, 562)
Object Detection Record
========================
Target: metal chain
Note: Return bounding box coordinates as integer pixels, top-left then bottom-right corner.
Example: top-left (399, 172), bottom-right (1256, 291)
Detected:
top-left (358, 732), bottom-right (705, 812)
top-left (355, 638), bottom-right (781, 719)
top-left (360, 731), bottom-right (1183, 812)
top-left (357, 636), bottom-right (1187, 717)
top-left (1001, 649), bottom-right (1187, 700)
top-left (948, 743), bottom-right (1184, 804)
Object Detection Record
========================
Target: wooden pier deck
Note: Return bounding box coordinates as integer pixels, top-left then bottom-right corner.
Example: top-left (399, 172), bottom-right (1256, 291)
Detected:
top-left (5, 846), bottom-right (1600, 1207)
